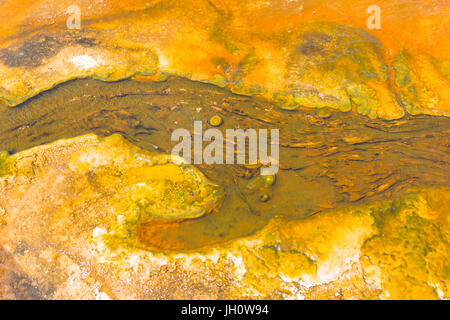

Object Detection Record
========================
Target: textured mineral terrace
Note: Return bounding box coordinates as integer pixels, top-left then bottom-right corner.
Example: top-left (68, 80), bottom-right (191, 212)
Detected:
top-left (0, 0), bottom-right (449, 299)
top-left (0, 135), bottom-right (448, 299)
top-left (0, 0), bottom-right (449, 118)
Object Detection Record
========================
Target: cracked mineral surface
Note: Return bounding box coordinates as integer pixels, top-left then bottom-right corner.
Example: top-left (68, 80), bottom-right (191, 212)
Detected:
top-left (0, 0), bottom-right (449, 300)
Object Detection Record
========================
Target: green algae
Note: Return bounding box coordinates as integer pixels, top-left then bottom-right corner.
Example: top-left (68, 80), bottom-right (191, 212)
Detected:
top-left (69, 134), bottom-right (223, 220)
top-left (430, 56), bottom-right (450, 82)
top-left (393, 51), bottom-right (413, 88)
top-left (279, 22), bottom-right (395, 117)
top-left (392, 50), bottom-right (443, 116)
top-left (237, 186), bottom-right (449, 299)
top-left (362, 187), bottom-right (450, 299)
top-left (315, 107), bottom-right (332, 118)
top-left (0, 151), bottom-right (11, 177)
top-left (246, 174), bottom-right (276, 190)
top-left (210, 73), bottom-right (229, 88)
top-left (346, 82), bottom-right (379, 119)
top-left (229, 52), bottom-right (262, 95)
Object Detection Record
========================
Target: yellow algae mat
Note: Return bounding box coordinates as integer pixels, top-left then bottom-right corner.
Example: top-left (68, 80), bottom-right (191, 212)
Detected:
top-left (0, 0), bottom-right (449, 299)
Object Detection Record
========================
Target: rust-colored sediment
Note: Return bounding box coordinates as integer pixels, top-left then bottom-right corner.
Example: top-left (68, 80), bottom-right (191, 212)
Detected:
top-left (0, 0), bottom-right (449, 299)
top-left (0, 0), bottom-right (449, 118)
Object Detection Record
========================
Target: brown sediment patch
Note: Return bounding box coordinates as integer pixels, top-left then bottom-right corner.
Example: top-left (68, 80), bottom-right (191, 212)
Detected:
top-left (0, 35), bottom-right (63, 68)
top-left (296, 32), bottom-right (334, 56)
top-left (0, 247), bottom-right (44, 300)
top-left (0, 33), bottom-right (98, 68)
